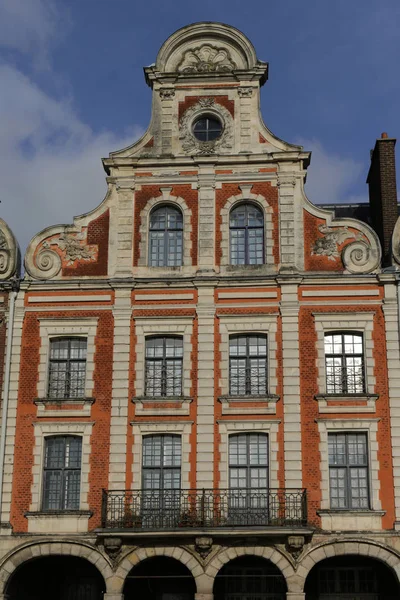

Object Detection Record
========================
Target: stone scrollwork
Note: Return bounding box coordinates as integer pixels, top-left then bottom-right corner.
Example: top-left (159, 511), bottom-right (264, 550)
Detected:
top-left (159, 88), bottom-right (175, 100)
top-left (237, 87), bottom-right (253, 97)
top-left (342, 240), bottom-right (379, 274)
top-left (312, 223), bottom-right (379, 273)
top-left (312, 224), bottom-right (362, 261)
top-left (177, 44), bottom-right (236, 73)
top-left (0, 229), bottom-right (10, 275)
top-left (27, 231), bottom-right (96, 280)
top-left (179, 97), bottom-right (233, 155)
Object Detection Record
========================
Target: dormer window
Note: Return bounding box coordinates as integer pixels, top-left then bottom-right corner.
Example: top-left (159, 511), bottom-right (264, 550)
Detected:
top-left (193, 116), bottom-right (222, 141)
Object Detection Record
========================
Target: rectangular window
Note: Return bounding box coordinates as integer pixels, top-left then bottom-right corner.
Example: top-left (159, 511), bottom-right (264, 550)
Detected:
top-left (47, 337), bottom-right (87, 399)
top-left (145, 336), bottom-right (183, 397)
top-left (229, 334), bottom-right (267, 395)
top-left (328, 432), bottom-right (369, 509)
top-left (43, 436), bottom-right (82, 511)
top-left (324, 332), bottom-right (365, 394)
top-left (142, 435), bottom-right (181, 528)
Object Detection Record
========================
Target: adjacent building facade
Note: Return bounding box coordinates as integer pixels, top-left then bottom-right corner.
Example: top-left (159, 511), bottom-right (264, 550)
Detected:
top-left (1, 21), bottom-right (400, 600)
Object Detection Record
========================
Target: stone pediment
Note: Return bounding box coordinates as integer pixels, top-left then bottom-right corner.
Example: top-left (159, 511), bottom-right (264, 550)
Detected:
top-left (177, 44), bottom-right (237, 74)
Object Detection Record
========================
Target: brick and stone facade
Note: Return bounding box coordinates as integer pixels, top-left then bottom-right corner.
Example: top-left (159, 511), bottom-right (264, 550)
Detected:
top-left (1, 22), bottom-right (400, 600)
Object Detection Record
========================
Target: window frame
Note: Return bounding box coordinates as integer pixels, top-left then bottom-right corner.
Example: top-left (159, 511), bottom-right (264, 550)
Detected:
top-left (144, 335), bottom-right (184, 397)
top-left (42, 435), bottom-right (82, 512)
top-left (328, 431), bottom-right (370, 510)
top-left (324, 331), bottom-right (366, 395)
top-left (148, 204), bottom-right (184, 268)
top-left (228, 432), bottom-right (269, 491)
top-left (229, 334), bottom-right (268, 396)
top-left (47, 337), bottom-right (87, 400)
top-left (229, 202), bottom-right (265, 266)
top-left (142, 434), bottom-right (182, 491)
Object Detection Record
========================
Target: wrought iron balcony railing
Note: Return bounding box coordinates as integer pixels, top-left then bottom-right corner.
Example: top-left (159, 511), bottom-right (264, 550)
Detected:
top-left (101, 488), bottom-right (307, 530)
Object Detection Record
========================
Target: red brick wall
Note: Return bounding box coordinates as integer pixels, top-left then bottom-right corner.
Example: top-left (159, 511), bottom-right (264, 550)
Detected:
top-left (10, 310), bottom-right (113, 532)
top-left (62, 210), bottom-right (110, 277)
top-left (178, 95), bottom-right (234, 120)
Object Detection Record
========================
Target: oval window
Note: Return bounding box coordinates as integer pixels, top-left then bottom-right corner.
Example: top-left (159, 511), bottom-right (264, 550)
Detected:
top-left (192, 116), bottom-right (222, 141)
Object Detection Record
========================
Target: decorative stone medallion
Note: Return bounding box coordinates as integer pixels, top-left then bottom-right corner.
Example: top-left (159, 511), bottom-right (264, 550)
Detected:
top-left (179, 97), bottom-right (233, 155)
top-left (177, 44), bottom-right (236, 73)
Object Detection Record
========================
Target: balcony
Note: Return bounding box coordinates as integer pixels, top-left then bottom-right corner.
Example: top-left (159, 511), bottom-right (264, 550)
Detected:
top-left (101, 488), bottom-right (308, 530)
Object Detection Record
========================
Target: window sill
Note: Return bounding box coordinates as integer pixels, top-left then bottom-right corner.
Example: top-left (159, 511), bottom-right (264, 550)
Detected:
top-left (34, 397), bottom-right (95, 417)
top-left (314, 393), bottom-right (378, 414)
top-left (218, 394), bottom-right (279, 415)
top-left (132, 396), bottom-right (192, 416)
top-left (317, 509), bottom-right (385, 532)
top-left (25, 511), bottom-right (92, 534)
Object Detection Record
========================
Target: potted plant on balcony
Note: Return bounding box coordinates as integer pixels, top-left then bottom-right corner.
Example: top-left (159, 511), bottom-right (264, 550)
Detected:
top-left (178, 509), bottom-right (202, 528)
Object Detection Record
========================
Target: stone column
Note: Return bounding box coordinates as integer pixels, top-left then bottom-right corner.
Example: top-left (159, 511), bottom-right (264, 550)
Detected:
top-left (286, 594), bottom-right (305, 600)
top-left (280, 281), bottom-right (303, 489)
top-left (382, 280), bottom-right (400, 527)
top-left (197, 169), bottom-right (216, 271)
top-left (195, 594), bottom-right (214, 600)
top-left (104, 595), bottom-right (124, 600)
top-left (108, 287), bottom-right (132, 490)
top-left (196, 283), bottom-right (216, 488)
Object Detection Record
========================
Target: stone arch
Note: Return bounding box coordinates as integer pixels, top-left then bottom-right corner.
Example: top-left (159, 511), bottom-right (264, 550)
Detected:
top-left (296, 539), bottom-right (400, 594)
top-left (205, 545), bottom-right (295, 594)
top-left (0, 540), bottom-right (113, 594)
top-left (220, 189), bottom-right (274, 267)
top-left (137, 193), bottom-right (193, 267)
top-left (114, 546), bottom-right (203, 595)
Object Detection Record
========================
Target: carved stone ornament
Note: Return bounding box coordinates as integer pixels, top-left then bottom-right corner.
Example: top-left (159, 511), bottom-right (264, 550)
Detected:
top-left (0, 229), bottom-right (10, 275)
top-left (177, 44), bottom-right (236, 74)
top-left (286, 535), bottom-right (305, 560)
top-left (43, 233), bottom-right (96, 266)
top-left (195, 536), bottom-right (213, 559)
top-left (312, 224), bottom-right (363, 260)
top-left (237, 87), bottom-right (253, 98)
top-left (159, 88), bottom-right (175, 100)
top-left (312, 223), bottom-right (379, 273)
top-left (103, 537), bottom-right (122, 563)
top-left (179, 97), bottom-right (233, 155)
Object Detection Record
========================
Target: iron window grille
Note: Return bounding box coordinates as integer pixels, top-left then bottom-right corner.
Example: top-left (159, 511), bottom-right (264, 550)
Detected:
top-left (42, 436), bottom-right (82, 511)
top-left (145, 336), bottom-right (183, 397)
top-left (47, 337), bottom-right (87, 399)
top-left (142, 434), bottom-right (182, 527)
top-left (324, 332), bottom-right (365, 394)
top-left (192, 116), bottom-right (223, 141)
top-left (230, 203), bottom-right (264, 265)
top-left (229, 433), bottom-right (268, 524)
top-left (328, 432), bottom-right (369, 509)
top-left (229, 334), bottom-right (267, 395)
top-left (149, 205), bottom-right (183, 267)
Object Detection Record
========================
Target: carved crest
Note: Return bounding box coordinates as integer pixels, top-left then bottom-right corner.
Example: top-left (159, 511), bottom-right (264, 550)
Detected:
top-left (177, 44), bottom-right (236, 74)
top-left (312, 224), bottom-right (362, 260)
top-left (0, 229), bottom-right (10, 275)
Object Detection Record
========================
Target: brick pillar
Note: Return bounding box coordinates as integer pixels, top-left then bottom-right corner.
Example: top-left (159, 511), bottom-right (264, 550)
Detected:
top-left (367, 133), bottom-right (398, 265)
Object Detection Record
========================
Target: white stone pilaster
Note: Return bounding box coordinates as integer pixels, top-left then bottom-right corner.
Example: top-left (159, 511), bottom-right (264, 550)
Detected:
top-left (0, 291), bottom-right (24, 523)
top-left (238, 87), bottom-right (253, 152)
top-left (108, 288), bottom-right (132, 490)
top-left (196, 284), bottom-right (216, 488)
top-left (280, 282), bottom-right (302, 489)
top-left (197, 170), bottom-right (216, 270)
top-left (114, 184), bottom-right (134, 277)
top-left (383, 283), bottom-right (400, 526)
top-left (277, 174), bottom-right (296, 269)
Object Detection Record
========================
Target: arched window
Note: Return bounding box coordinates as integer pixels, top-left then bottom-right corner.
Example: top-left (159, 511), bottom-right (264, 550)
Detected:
top-left (324, 332), bottom-right (365, 393)
top-left (230, 203), bottom-right (264, 265)
top-left (149, 205), bottom-right (183, 267)
top-left (229, 334), bottom-right (267, 395)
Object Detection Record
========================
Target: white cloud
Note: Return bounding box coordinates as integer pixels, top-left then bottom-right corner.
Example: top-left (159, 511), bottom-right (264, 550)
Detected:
top-left (0, 64), bottom-right (142, 256)
top-left (299, 139), bottom-right (366, 206)
top-left (0, 0), bottom-right (65, 68)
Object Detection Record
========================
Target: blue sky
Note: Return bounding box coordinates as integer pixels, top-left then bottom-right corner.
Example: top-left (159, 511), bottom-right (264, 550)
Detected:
top-left (1, 0), bottom-right (399, 253)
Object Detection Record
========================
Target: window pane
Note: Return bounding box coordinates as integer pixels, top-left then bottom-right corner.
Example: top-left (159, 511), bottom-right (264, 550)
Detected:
top-left (145, 337), bottom-right (183, 397)
top-left (48, 338), bottom-right (87, 399)
top-left (324, 333), bottom-right (365, 393)
top-left (230, 204), bottom-right (264, 266)
top-left (229, 434), bottom-right (268, 492)
top-left (329, 433), bottom-right (369, 509)
top-left (229, 335), bottom-right (267, 395)
top-left (43, 437), bottom-right (82, 512)
top-left (142, 435), bottom-right (181, 494)
top-left (149, 206), bottom-right (183, 267)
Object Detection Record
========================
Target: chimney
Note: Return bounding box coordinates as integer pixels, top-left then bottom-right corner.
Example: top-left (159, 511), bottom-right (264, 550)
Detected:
top-left (367, 133), bottom-right (398, 266)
